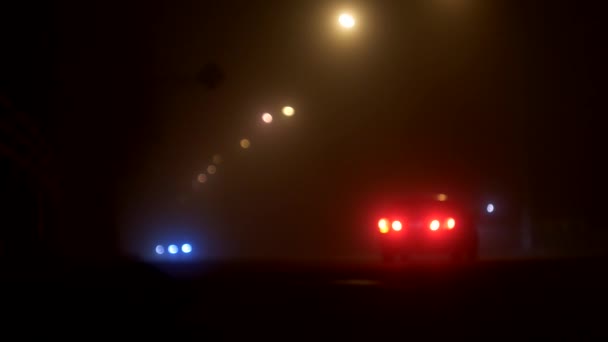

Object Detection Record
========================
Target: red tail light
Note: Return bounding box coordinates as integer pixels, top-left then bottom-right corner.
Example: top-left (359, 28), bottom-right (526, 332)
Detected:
top-left (378, 218), bottom-right (389, 234)
top-left (392, 220), bottom-right (402, 231)
top-left (446, 218), bottom-right (456, 229)
top-left (430, 220), bottom-right (440, 231)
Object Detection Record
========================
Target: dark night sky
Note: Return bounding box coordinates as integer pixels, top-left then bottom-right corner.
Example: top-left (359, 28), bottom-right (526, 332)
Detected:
top-left (1, 0), bottom-right (605, 259)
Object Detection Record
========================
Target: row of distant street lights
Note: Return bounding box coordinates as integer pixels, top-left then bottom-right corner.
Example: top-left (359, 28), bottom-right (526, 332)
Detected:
top-left (192, 12), bottom-right (356, 188)
top-left (194, 105), bottom-right (296, 187)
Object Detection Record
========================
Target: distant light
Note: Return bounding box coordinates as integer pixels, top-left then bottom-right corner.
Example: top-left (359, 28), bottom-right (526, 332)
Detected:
top-left (282, 106), bottom-right (295, 117)
top-left (378, 218), bottom-right (389, 234)
top-left (212, 154), bottom-right (223, 165)
top-left (240, 138), bottom-right (251, 149)
top-left (207, 165), bottom-right (217, 175)
top-left (430, 220), bottom-right (440, 231)
top-left (447, 218), bottom-right (456, 229)
top-left (181, 243), bottom-right (192, 254)
top-left (487, 203), bottom-right (495, 214)
top-left (338, 13), bottom-right (355, 28)
top-left (197, 173), bottom-right (208, 183)
top-left (168, 244), bottom-right (178, 254)
top-left (437, 193), bottom-right (448, 202)
top-left (392, 220), bottom-right (402, 231)
top-left (155, 245), bottom-right (164, 255)
top-left (262, 113), bottom-right (273, 123)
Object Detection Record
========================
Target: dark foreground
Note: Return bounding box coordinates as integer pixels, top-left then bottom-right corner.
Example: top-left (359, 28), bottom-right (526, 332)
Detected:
top-left (2, 257), bottom-right (607, 339)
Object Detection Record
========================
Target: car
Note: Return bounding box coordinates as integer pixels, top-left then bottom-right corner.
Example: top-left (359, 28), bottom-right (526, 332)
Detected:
top-left (376, 193), bottom-right (479, 262)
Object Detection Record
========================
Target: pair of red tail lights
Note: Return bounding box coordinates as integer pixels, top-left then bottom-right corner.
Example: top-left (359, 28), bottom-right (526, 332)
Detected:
top-left (378, 218), bottom-right (456, 234)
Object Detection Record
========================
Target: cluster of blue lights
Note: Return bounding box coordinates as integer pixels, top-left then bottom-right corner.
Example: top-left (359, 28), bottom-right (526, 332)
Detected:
top-left (155, 243), bottom-right (192, 255)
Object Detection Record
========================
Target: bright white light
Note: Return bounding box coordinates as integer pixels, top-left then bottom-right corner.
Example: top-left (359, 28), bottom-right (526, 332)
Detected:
top-left (430, 220), bottom-right (440, 231)
top-left (155, 245), bottom-right (164, 255)
top-left (339, 13), bottom-right (355, 28)
top-left (392, 220), bottom-right (402, 231)
top-left (168, 244), bottom-right (178, 254)
top-left (282, 106), bottom-right (295, 117)
top-left (262, 113), bottom-right (273, 123)
top-left (486, 203), bottom-right (495, 214)
top-left (181, 243), bottom-right (192, 254)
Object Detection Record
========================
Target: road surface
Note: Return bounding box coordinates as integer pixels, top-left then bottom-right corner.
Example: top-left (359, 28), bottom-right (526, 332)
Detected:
top-left (2, 257), bottom-right (607, 339)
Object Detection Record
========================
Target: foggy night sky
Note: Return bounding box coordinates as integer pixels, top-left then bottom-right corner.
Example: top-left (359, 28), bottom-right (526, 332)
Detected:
top-left (1, 0), bottom-right (604, 259)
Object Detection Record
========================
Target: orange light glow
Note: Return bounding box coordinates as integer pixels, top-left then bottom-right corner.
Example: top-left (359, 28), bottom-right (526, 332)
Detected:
top-left (207, 165), bottom-right (217, 175)
top-left (378, 219), bottom-right (389, 234)
top-left (391, 220), bottom-right (402, 231)
top-left (430, 220), bottom-right (440, 231)
top-left (240, 138), bottom-right (251, 149)
top-left (446, 218), bottom-right (456, 229)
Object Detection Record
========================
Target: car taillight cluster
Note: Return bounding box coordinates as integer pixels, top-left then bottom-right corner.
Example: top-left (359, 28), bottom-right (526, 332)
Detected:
top-left (430, 218), bottom-right (456, 231)
top-left (378, 217), bottom-right (456, 233)
top-left (378, 218), bottom-right (403, 233)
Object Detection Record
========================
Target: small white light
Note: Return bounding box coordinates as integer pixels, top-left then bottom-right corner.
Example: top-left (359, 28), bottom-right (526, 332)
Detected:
top-left (155, 245), bottom-right (164, 255)
top-left (181, 243), bottom-right (192, 254)
top-left (487, 203), bottom-right (495, 214)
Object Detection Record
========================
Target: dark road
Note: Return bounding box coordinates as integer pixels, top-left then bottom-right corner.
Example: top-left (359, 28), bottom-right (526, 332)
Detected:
top-left (2, 257), bottom-right (607, 339)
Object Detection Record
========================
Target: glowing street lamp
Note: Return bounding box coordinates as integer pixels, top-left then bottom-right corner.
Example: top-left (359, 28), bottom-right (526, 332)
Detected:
top-left (486, 203), bottom-right (495, 214)
top-left (338, 13), bottom-right (355, 29)
top-left (282, 106), bottom-right (295, 117)
top-left (262, 113), bottom-right (273, 123)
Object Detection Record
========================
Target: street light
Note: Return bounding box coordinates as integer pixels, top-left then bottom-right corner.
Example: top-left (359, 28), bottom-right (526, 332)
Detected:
top-left (240, 138), bottom-right (251, 149)
top-left (282, 106), bottom-right (295, 117)
top-left (262, 113), bottom-right (273, 123)
top-left (338, 13), bottom-right (355, 28)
